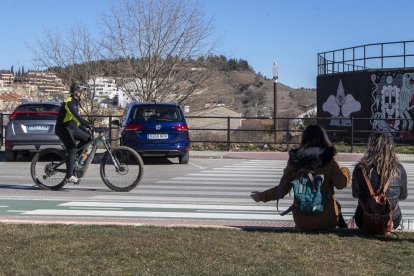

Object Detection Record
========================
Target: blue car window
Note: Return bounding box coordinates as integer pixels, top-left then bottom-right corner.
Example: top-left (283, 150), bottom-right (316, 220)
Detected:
top-left (130, 106), bottom-right (183, 122)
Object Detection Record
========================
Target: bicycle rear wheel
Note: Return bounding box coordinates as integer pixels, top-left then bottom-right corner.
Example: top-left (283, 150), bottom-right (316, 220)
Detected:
top-left (100, 146), bottom-right (144, 192)
top-left (31, 148), bottom-right (67, 191)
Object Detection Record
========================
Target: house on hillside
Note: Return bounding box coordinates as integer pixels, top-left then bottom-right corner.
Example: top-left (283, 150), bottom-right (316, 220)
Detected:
top-left (17, 71), bottom-right (66, 100)
top-left (0, 71), bottom-right (14, 85)
top-left (11, 83), bottom-right (39, 101)
top-left (0, 93), bottom-right (22, 112)
top-left (240, 118), bottom-right (273, 130)
top-left (293, 106), bottom-right (317, 127)
top-left (87, 77), bottom-right (119, 104)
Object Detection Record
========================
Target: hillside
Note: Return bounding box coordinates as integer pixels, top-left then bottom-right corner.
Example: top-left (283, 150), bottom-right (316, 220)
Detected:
top-left (40, 56), bottom-right (315, 117)
top-left (182, 70), bottom-right (316, 118)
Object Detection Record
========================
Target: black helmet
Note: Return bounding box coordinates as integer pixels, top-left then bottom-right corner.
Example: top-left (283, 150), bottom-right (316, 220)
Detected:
top-left (70, 83), bottom-right (87, 94)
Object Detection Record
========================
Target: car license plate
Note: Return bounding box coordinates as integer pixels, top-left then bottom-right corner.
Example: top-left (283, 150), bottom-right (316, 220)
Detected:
top-left (148, 134), bottom-right (168, 139)
top-left (28, 125), bottom-right (49, 131)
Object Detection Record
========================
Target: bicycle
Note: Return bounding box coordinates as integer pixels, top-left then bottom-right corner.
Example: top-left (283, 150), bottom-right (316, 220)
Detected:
top-left (30, 127), bottom-right (144, 192)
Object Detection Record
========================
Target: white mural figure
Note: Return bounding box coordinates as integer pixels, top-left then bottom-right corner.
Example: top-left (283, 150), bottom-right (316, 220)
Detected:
top-left (381, 83), bottom-right (400, 131)
top-left (370, 74), bottom-right (381, 114)
top-left (322, 79), bottom-right (361, 126)
top-left (372, 111), bottom-right (394, 132)
top-left (399, 73), bottom-right (414, 131)
top-left (371, 75), bottom-right (399, 133)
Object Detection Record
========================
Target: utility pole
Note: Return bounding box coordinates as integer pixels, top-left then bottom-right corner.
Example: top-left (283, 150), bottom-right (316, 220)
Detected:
top-left (273, 62), bottom-right (278, 143)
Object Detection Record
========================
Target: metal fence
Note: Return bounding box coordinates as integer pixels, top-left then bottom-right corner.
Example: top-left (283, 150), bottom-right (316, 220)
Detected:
top-left (185, 115), bottom-right (412, 151)
top-left (318, 40), bottom-right (414, 75)
top-left (1, 113), bottom-right (412, 152)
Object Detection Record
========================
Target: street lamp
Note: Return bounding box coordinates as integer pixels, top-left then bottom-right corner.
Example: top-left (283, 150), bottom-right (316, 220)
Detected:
top-left (273, 62), bottom-right (278, 142)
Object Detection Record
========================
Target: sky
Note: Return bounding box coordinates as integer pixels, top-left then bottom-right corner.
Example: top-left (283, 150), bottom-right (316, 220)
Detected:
top-left (1, 0), bottom-right (414, 89)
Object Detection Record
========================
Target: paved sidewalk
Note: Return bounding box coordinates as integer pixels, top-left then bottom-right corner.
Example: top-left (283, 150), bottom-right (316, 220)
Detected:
top-left (190, 150), bottom-right (414, 163)
top-left (189, 150), bottom-right (414, 232)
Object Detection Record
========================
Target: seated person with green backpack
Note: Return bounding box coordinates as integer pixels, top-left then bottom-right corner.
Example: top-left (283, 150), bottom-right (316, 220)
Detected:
top-left (250, 124), bottom-right (350, 231)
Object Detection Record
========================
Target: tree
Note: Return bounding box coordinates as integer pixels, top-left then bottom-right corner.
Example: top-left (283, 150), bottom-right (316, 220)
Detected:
top-left (29, 23), bottom-right (104, 115)
top-left (10, 65), bottom-right (14, 75)
top-left (100, 0), bottom-right (217, 103)
top-left (29, 0), bottom-right (217, 108)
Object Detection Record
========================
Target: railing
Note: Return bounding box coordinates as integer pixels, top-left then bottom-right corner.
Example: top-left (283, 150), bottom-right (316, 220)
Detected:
top-left (1, 113), bottom-right (412, 152)
top-left (318, 40), bottom-right (414, 75)
top-left (185, 115), bottom-right (413, 151)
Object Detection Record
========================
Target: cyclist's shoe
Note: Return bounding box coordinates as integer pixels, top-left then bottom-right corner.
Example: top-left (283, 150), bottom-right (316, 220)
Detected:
top-left (65, 176), bottom-right (80, 185)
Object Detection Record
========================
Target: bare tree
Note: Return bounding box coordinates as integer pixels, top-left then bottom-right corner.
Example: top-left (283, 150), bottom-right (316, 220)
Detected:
top-left (29, 23), bottom-right (104, 114)
top-left (100, 0), bottom-right (217, 103)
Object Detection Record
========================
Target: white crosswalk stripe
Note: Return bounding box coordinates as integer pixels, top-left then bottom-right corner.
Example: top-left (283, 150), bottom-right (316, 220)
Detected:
top-left (18, 159), bottom-right (414, 229)
top-left (131, 159), bottom-right (414, 229)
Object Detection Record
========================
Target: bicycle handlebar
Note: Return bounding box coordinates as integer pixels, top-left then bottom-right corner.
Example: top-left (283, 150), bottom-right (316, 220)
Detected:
top-left (93, 126), bottom-right (110, 134)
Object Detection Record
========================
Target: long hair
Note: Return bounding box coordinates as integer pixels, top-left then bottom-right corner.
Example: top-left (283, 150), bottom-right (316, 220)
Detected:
top-left (358, 133), bottom-right (399, 185)
top-left (300, 124), bottom-right (333, 149)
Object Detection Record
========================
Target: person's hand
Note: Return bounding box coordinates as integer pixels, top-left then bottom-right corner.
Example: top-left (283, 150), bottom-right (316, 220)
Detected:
top-left (250, 191), bottom-right (262, 202)
top-left (83, 125), bottom-right (93, 135)
top-left (340, 167), bottom-right (351, 185)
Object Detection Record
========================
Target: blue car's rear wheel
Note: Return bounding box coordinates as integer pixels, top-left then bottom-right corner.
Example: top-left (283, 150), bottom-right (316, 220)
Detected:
top-left (179, 152), bottom-right (189, 164)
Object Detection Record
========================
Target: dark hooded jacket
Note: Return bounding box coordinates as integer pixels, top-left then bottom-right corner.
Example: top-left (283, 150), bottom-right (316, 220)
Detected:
top-left (352, 164), bottom-right (407, 229)
top-left (258, 146), bottom-right (350, 231)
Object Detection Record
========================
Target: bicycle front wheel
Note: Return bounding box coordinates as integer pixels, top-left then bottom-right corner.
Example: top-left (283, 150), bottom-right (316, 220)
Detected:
top-left (100, 146), bottom-right (144, 192)
top-left (31, 148), bottom-right (67, 191)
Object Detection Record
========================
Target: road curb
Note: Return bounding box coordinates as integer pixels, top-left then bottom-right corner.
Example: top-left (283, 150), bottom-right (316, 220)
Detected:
top-left (1, 216), bottom-right (412, 232)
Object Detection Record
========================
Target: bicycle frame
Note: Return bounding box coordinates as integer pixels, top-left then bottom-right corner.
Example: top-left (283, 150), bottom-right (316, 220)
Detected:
top-left (43, 128), bottom-right (123, 179)
top-left (74, 128), bottom-right (121, 178)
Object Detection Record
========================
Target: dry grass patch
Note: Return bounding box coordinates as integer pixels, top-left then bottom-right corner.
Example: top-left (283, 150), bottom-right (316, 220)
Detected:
top-left (0, 224), bottom-right (412, 275)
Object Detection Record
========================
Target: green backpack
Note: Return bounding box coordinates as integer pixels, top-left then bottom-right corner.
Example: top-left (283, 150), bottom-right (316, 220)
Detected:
top-left (279, 171), bottom-right (325, 216)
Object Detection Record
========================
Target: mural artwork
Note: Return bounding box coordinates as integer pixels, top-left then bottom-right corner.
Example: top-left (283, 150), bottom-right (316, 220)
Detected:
top-left (322, 79), bottom-right (361, 126)
top-left (370, 72), bottom-right (414, 140)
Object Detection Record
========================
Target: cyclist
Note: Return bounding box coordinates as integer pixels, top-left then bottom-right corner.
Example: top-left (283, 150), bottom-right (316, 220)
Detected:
top-left (55, 83), bottom-right (92, 184)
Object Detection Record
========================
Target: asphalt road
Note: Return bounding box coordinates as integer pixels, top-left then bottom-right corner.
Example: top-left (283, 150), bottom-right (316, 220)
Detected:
top-left (0, 153), bottom-right (239, 197)
top-left (0, 152), bottom-right (413, 230)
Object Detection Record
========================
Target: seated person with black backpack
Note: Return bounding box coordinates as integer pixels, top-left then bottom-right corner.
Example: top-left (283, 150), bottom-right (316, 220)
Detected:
top-left (352, 133), bottom-right (407, 235)
top-left (250, 124), bottom-right (350, 231)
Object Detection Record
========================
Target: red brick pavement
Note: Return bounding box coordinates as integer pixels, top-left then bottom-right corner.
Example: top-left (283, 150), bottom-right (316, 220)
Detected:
top-left (223, 151), bottom-right (364, 162)
top-left (220, 151), bottom-right (414, 162)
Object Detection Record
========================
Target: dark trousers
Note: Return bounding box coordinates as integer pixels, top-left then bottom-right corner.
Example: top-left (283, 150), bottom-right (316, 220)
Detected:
top-left (55, 126), bottom-right (91, 178)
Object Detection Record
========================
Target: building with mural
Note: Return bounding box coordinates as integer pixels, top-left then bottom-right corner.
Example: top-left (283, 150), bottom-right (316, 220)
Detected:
top-left (317, 40), bottom-right (414, 142)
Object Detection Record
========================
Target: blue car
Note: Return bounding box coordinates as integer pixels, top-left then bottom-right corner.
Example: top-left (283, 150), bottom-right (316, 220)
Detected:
top-left (119, 102), bottom-right (190, 164)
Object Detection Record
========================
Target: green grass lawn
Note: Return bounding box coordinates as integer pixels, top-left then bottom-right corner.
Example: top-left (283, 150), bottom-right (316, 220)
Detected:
top-left (0, 224), bottom-right (413, 275)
